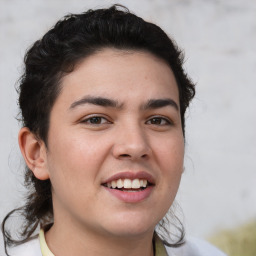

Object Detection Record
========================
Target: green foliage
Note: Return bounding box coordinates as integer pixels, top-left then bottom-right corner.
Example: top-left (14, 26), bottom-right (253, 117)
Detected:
top-left (209, 221), bottom-right (256, 256)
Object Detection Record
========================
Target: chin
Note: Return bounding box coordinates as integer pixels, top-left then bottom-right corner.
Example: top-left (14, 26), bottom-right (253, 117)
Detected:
top-left (106, 225), bottom-right (154, 239)
top-left (100, 212), bottom-right (158, 238)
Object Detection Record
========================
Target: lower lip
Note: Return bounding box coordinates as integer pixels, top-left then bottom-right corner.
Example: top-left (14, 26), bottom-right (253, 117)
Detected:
top-left (103, 186), bottom-right (154, 203)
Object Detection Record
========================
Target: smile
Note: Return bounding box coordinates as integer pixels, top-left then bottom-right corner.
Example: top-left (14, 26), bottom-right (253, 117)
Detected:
top-left (102, 172), bottom-right (155, 202)
top-left (103, 178), bottom-right (149, 191)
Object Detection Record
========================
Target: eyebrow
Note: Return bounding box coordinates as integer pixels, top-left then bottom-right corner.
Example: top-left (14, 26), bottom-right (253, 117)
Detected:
top-left (142, 98), bottom-right (179, 111)
top-left (70, 96), bottom-right (122, 109)
top-left (69, 96), bottom-right (179, 111)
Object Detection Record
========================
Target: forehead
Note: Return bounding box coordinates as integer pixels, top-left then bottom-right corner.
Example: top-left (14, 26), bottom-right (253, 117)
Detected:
top-left (56, 48), bottom-right (179, 108)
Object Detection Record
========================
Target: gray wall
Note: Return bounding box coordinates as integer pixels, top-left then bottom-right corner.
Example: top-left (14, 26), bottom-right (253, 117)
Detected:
top-left (1, 0), bottom-right (256, 254)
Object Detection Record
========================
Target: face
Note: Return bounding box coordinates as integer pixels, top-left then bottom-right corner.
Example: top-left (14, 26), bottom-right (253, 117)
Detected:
top-left (44, 49), bottom-right (184, 239)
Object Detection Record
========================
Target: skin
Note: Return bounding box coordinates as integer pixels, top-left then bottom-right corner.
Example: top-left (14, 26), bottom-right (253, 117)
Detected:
top-left (19, 49), bottom-right (184, 256)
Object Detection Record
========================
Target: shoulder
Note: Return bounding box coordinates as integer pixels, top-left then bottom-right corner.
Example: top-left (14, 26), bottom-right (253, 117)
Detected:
top-left (165, 237), bottom-right (227, 256)
top-left (8, 238), bottom-right (41, 256)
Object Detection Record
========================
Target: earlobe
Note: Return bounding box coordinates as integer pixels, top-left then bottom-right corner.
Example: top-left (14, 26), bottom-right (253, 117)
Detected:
top-left (18, 127), bottom-right (49, 180)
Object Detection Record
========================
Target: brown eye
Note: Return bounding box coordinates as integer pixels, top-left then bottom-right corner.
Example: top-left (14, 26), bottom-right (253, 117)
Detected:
top-left (146, 117), bottom-right (171, 126)
top-left (88, 117), bottom-right (103, 124)
top-left (81, 116), bottom-right (110, 125)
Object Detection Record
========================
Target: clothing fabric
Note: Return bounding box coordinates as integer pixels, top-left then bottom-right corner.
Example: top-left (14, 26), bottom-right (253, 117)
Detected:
top-left (165, 237), bottom-right (227, 256)
top-left (8, 231), bottom-right (227, 256)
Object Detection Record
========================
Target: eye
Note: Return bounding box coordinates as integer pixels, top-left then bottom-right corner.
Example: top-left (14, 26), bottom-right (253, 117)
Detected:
top-left (146, 117), bottom-right (172, 126)
top-left (81, 116), bottom-right (110, 125)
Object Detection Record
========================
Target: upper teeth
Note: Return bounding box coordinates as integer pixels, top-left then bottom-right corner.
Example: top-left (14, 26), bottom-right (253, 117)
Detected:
top-left (107, 179), bottom-right (148, 189)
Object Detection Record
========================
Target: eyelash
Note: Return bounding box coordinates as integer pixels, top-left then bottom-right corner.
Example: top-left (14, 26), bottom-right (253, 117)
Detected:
top-left (80, 115), bottom-right (172, 126)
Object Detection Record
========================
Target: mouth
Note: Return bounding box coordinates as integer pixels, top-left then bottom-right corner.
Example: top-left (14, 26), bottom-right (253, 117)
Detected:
top-left (101, 171), bottom-right (155, 202)
top-left (102, 178), bottom-right (153, 192)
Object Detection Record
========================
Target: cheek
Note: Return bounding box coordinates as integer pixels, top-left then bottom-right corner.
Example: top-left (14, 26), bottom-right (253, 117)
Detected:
top-left (156, 134), bottom-right (184, 170)
top-left (46, 135), bottom-right (103, 210)
top-left (154, 134), bottom-right (184, 196)
top-left (46, 130), bottom-right (111, 188)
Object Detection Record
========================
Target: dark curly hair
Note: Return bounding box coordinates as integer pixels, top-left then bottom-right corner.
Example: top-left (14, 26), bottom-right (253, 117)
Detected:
top-left (2, 4), bottom-right (195, 255)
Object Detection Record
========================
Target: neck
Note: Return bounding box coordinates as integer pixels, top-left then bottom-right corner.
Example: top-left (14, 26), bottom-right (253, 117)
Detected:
top-left (45, 220), bottom-right (154, 256)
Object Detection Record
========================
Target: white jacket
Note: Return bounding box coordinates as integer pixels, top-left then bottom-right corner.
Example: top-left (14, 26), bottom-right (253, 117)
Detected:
top-left (9, 236), bottom-right (226, 256)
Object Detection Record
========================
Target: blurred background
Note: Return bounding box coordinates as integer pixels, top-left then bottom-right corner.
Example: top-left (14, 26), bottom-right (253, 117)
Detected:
top-left (0, 0), bottom-right (255, 255)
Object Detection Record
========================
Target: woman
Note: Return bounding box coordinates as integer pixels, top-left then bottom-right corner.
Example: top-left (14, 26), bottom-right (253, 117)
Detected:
top-left (2, 4), bottom-right (226, 256)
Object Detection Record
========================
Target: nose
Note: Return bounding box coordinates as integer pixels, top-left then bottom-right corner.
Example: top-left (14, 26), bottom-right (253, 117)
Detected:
top-left (112, 124), bottom-right (152, 161)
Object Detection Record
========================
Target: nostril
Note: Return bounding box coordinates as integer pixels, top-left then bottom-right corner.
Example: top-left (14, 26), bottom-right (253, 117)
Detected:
top-left (119, 153), bottom-right (148, 160)
top-left (119, 154), bottom-right (148, 159)
top-left (120, 154), bottom-right (131, 158)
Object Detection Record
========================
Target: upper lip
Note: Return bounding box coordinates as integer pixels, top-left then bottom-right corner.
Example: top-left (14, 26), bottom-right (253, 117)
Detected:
top-left (102, 171), bottom-right (155, 185)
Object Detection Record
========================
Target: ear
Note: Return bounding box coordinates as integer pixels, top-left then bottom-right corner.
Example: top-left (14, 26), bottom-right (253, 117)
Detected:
top-left (18, 127), bottom-right (49, 180)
